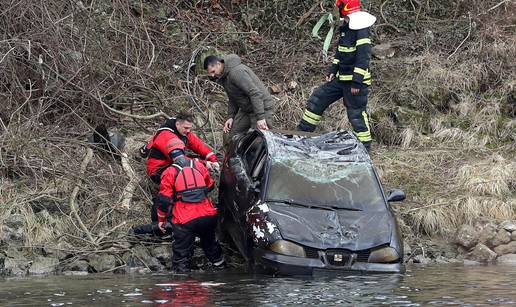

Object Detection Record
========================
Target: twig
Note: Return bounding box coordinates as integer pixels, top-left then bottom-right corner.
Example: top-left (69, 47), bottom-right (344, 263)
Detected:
top-left (447, 13), bottom-right (472, 60)
top-left (380, 0), bottom-right (401, 33)
top-left (69, 147), bottom-right (97, 246)
top-left (295, 2), bottom-right (319, 28)
top-left (95, 221), bottom-right (127, 244)
top-left (488, 0), bottom-right (511, 12)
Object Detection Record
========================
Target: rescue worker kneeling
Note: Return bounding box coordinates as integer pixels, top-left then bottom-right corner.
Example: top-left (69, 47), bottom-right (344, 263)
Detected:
top-left (156, 155), bottom-right (225, 273)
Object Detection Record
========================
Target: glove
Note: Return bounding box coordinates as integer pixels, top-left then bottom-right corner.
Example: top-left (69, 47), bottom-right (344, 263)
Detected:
top-left (139, 144), bottom-right (150, 158)
top-left (206, 161), bottom-right (220, 172)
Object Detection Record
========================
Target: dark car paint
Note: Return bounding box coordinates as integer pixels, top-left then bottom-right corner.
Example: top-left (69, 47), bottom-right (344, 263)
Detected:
top-left (219, 130), bottom-right (405, 274)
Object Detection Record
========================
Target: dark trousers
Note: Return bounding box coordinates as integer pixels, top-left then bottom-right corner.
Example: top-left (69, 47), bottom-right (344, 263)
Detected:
top-left (298, 80), bottom-right (372, 149)
top-left (172, 215), bottom-right (223, 271)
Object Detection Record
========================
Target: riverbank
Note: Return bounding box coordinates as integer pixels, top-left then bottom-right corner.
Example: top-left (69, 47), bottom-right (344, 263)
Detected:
top-left (1, 0), bottom-right (514, 277)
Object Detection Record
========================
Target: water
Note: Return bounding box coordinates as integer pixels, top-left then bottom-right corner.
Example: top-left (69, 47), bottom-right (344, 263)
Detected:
top-left (1, 264), bottom-right (516, 306)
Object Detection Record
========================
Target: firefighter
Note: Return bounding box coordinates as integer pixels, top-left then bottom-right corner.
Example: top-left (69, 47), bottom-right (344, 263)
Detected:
top-left (140, 112), bottom-right (219, 184)
top-left (156, 155), bottom-right (225, 273)
top-left (204, 54), bottom-right (275, 142)
top-left (139, 112), bottom-right (219, 225)
top-left (297, 0), bottom-right (376, 151)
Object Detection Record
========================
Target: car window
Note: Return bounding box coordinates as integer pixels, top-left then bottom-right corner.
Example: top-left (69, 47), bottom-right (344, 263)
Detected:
top-left (266, 160), bottom-right (386, 211)
top-left (251, 151), bottom-right (267, 180)
top-left (243, 136), bottom-right (264, 174)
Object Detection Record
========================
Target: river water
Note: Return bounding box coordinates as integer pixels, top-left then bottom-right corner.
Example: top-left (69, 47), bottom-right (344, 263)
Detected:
top-left (1, 264), bottom-right (516, 306)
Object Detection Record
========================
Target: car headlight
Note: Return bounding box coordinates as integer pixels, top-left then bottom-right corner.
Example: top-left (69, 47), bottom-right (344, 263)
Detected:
top-left (368, 247), bottom-right (400, 263)
top-left (269, 240), bottom-right (306, 258)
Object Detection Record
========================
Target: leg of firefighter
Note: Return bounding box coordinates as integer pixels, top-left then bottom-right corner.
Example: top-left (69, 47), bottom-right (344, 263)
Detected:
top-left (171, 223), bottom-right (195, 272)
top-left (194, 216), bottom-right (224, 267)
top-left (297, 80), bottom-right (344, 132)
top-left (343, 85), bottom-right (372, 151)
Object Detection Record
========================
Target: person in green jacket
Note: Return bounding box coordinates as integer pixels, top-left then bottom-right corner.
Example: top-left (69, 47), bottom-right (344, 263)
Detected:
top-left (204, 54), bottom-right (275, 141)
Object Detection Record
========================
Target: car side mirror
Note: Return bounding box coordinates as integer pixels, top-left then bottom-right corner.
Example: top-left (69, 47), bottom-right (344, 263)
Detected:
top-left (387, 189), bottom-right (406, 202)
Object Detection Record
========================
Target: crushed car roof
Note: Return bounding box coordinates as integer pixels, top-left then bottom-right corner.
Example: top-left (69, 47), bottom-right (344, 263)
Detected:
top-left (261, 130), bottom-right (371, 163)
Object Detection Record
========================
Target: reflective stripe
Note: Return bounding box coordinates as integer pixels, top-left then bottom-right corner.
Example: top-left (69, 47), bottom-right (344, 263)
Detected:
top-left (354, 67), bottom-right (368, 76)
top-left (332, 58), bottom-right (340, 64)
top-left (304, 110), bottom-right (321, 120)
top-left (338, 75), bottom-right (353, 81)
top-left (356, 38), bottom-right (371, 46)
top-left (205, 152), bottom-right (215, 160)
top-left (302, 115), bottom-right (319, 125)
top-left (354, 111), bottom-right (372, 142)
top-left (338, 46), bottom-right (356, 52)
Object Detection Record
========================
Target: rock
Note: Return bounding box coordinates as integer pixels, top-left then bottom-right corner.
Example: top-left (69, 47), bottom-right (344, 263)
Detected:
top-left (413, 254), bottom-right (430, 265)
top-left (87, 254), bottom-right (117, 273)
top-left (494, 241), bottom-right (516, 255)
top-left (151, 245), bottom-right (172, 264)
top-left (4, 214), bottom-right (24, 229)
top-left (3, 258), bottom-right (28, 276)
top-left (372, 43), bottom-right (395, 60)
top-left (477, 223), bottom-right (497, 246)
top-left (403, 240), bottom-right (412, 257)
top-left (501, 220), bottom-right (516, 233)
top-left (287, 80), bottom-right (298, 91)
top-left (270, 84), bottom-right (283, 94)
top-left (512, 232), bottom-right (516, 241)
top-left (489, 229), bottom-right (511, 247)
top-left (466, 243), bottom-right (497, 263)
top-left (124, 246), bottom-right (164, 271)
top-left (455, 224), bottom-right (478, 249)
top-left (63, 259), bottom-right (90, 272)
top-left (28, 256), bottom-right (59, 275)
top-left (497, 254), bottom-right (516, 265)
top-left (43, 241), bottom-right (74, 260)
top-left (63, 271), bottom-right (89, 276)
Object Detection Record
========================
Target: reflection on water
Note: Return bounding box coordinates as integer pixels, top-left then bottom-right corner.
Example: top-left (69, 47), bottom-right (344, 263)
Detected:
top-left (1, 265), bottom-right (516, 306)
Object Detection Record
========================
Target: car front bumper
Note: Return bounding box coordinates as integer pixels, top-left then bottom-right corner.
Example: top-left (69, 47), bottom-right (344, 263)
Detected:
top-left (254, 249), bottom-right (405, 275)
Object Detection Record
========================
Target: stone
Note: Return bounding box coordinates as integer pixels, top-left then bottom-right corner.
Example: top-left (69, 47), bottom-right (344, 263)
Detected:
top-left (494, 241), bottom-right (516, 255)
top-left (496, 254), bottom-right (516, 265)
top-left (501, 220), bottom-right (516, 233)
top-left (372, 43), bottom-right (395, 60)
top-left (28, 256), bottom-right (59, 275)
top-left (3, 258), bottom-right (28, 276)
top-left (512, 232), bottom-right (516, 241)
top-left (87, 254), bottom-right (117, 273)
top-left (455, 224), bottom-right (478, 249)
top-left (477, 223), bottom-right (497, 246)
top-left (489, 229), bottom-right (511, 248)
top-left (1, 225), bottom-right (25, 243)
top-left (151, 245), bottom-right (172, 264)
top-left (63, 259), bottom-right (90, 272)
top-left (43, 241), bottom-right (74, 260)
top-left (466, 243), bottom-right (497, 263)
top-left (413, 254), bottom-right (430, 265)
top-left (63, 271), bottom-right (88, 276)
top-left (4, 214), bottom-right (24, 229)
top-left (125, 246), bottom-right (164, 271)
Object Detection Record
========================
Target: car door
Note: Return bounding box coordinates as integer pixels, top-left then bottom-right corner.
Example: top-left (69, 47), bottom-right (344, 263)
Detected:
top-left (235, 132), bottom-right (265, 218)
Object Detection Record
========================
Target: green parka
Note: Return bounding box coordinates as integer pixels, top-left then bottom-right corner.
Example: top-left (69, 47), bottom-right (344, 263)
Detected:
top-left (216, 54), bottom-right (274, 121)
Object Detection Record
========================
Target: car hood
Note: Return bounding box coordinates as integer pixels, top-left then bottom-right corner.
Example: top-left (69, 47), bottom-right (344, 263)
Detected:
top-left (268, 202), bottom-right (394, 251)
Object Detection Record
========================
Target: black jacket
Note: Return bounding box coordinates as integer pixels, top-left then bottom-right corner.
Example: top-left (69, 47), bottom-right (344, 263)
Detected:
top-left (329, 24), bottom-right (372, 86)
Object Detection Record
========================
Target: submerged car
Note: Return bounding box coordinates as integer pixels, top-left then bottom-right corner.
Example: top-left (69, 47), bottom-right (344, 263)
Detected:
top-left (219, 130), bottom-right (406, 275)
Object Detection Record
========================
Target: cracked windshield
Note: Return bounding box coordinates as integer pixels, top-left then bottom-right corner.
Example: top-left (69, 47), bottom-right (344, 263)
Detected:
top-left (267, 159), bottom-right (385, 210)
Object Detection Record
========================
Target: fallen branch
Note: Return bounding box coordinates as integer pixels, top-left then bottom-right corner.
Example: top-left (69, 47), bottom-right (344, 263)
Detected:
top-left (120, 153), bottom-right (138, 209)
top-left (69, 147), bottom-right (97, 246)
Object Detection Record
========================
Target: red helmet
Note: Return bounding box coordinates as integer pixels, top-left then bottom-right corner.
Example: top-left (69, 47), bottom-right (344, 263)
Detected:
top-left (336, 0), bottom-right (361, 17)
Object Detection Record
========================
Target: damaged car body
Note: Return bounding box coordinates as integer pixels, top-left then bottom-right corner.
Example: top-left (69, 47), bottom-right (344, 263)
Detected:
top-left (219, 130), bottom-right (406, 275)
